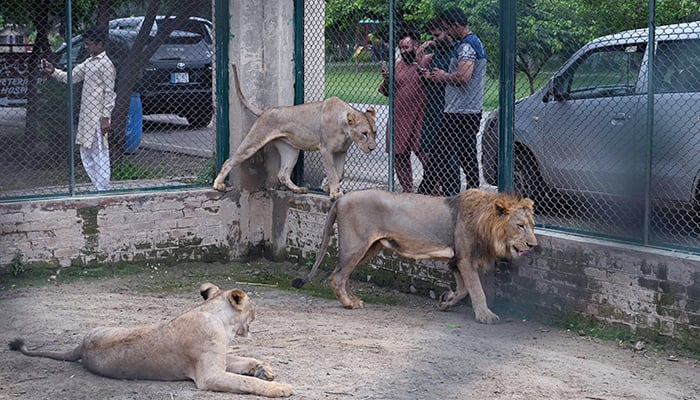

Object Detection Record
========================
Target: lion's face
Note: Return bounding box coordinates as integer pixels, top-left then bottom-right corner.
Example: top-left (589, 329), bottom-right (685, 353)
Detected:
top-left (346, 107), bottom-right (377, 153)
top-left (225, 289), bottom-right (256, 338)
top-left (492, 197), bottom-right (537, 260)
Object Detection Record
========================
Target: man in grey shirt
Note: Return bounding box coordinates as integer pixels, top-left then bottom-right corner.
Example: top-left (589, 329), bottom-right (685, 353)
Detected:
top-left (420, 7), bottom-right (486, 195)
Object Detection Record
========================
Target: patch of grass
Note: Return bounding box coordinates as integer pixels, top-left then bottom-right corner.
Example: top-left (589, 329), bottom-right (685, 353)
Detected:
top-left (325, 63), bottom-right (387, 105)
top-left (0, 262), bottom-right (147, 291)
top-left (324, 62), bottom-right (554, 111)
top-left (554, 312), bottom-right (636, 342)
top-left (10, 251), bottom-right (25, 277)
top-left (0, 260), bottom-right (401, 306)
top-left (551, 311), bottom-right (700, 359)
top-left (112, 160), bottom-right (163, 181)
top-left (195, 158), bottom-right (217, 185)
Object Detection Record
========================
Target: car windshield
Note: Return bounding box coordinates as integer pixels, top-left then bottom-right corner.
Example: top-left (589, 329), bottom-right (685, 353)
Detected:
top-left (108, 16), bottom-right (212, 44)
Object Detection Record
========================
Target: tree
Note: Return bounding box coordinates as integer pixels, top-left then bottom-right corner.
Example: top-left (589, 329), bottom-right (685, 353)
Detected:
top-left (10, 0), bottom-right (203, 155)
top-left (514, 0), bottom-right (592, 94)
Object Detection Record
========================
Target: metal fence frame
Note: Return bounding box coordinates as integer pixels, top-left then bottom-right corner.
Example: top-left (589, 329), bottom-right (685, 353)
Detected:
top-left (3, 0), bottom-right (698, 256)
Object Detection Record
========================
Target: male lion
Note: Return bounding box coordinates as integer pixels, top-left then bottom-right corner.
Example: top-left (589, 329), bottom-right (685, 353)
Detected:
top-left (292, 189), bottom-right (537, 324)
top-left (213, 65), bottom-right (377, 200)
top-left (9, 283), bottom-right (293, 397)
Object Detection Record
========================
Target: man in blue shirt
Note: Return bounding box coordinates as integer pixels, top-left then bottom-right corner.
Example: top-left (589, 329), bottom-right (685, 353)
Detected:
top-left (420, 7), bottom-right (487, 195)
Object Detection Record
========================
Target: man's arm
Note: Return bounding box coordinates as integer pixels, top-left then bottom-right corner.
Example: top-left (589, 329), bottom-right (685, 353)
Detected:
top-left (100, 59), bottom-right (117, 127)
top-left (433, 59), bottom-right (473, 85)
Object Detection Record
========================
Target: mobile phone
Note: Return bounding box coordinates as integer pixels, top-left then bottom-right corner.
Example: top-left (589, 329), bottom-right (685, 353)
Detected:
top-left (380, 61), bottom-right (388, 72)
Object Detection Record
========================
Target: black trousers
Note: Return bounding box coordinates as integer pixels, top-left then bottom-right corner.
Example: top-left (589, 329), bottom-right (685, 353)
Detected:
top-left (428, 112), bottom-right (481, 196)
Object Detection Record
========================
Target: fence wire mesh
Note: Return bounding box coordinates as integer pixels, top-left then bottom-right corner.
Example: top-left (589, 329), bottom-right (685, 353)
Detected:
top-left (307, 1), bottom-right (699, 252)
top-left (0, 0), bottom-right (215, 199)
top-left (2, 1), bottom-right (699, 254)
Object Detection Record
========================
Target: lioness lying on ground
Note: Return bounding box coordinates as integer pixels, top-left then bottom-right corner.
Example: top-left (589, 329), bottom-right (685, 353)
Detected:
top-left (292, 189), bottom-right (537, 324)
top-left (9, 283), bottom-right (293, 397)
top-left (213, 65), bottom-right (377, 200)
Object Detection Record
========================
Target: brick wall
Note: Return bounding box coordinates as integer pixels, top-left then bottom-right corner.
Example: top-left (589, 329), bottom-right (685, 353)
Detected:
top-left (0, 189), bottom-right (260, 267)
top-left (495, 232), bottom-right (700, 347)
top-left (2, 189), bottom-right (698, 350)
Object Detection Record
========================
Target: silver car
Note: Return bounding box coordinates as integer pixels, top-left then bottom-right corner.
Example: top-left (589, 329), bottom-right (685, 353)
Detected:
top-left (482, 21), bottom-right (700, 212)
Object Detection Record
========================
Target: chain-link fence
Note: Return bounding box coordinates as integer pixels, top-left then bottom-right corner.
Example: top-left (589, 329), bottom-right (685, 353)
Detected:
top-left (305, 1), bottom-right (700, 253)
top-left (3, 1), bottom-right (699, 254)
top-left (0, 0), bottom-right (215, 199)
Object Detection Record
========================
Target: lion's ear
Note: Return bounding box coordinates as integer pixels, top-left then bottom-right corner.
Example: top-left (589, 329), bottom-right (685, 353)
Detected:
top-left (228, 289), bottom-right (248, 311)
top-left (365, 107), bottom-right (376, 118)
top-left (494, 199), bottom-right (511, 217)
top-left (199, 283), bottom-right (220, 300)
top-left (346, 111), bottom-right (358, 127)
top-left (520, 198), bottom-right (535, 212)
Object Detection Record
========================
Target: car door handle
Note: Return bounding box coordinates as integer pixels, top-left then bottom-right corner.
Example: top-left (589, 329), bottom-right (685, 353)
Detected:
top-left (611, 113), bottom-right (629, 126)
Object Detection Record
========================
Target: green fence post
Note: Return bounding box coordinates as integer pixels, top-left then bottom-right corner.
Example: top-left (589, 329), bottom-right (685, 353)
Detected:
top-left (643, 0), bottom-right (656, 245)
top-left (215, 0), bottom-right (230, 171)
top-left (387, 0), bottom-right (395, 191)
top-left (497, 0), bottom-right (516, 193)
top-left (292, 0), bottom-right (305, 186)
top-left (65, 0), bottom-right (75, 195)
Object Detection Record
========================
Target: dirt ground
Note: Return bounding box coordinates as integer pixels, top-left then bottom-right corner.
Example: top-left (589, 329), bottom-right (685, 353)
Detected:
top-left (0, 261), bottom-right (698, 400)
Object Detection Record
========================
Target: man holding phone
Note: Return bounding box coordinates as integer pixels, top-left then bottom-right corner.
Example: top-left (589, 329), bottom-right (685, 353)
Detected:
top-left (378, 29), bottom-right (431, 193)
top-left (42, 26), bottom-right (116, 191)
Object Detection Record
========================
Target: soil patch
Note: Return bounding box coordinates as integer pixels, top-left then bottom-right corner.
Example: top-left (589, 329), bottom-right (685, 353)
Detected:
top-left (1, 261), bottom-right (698, 400)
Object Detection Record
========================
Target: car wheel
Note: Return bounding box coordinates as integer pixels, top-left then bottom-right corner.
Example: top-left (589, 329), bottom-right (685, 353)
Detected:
top-left (513, 150), bottom-right (548, 205)
top-left (185, 106), bottom-right (213, 128)
top-left (480, 113), bottom-right (499, 186)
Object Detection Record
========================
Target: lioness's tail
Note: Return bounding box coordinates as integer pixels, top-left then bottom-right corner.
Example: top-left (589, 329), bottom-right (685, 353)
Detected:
top-left (9, 338), bottom-right (82, 362)
top-left (291, 200), bottom-right (339, 289)
top-left (232, 64), bottom-right (263, 117)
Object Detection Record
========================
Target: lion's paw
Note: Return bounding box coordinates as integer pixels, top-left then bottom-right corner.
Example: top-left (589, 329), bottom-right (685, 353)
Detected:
top-left (254, 362), bottom-right (276, 381)
top-left (341, 298), bottom-right (364, 309)
top-left (330, 190), bottom-right (344, 200)
top-left (213, 181), bottom-right (226, 192)
top-left (475, 308), bottom-right (500, 324)
top-left (273, 383), bottom-right (294, 397)
top-left (350, 298), bottom-right (364, 309)
top-left (438, 290), bottom-right (455, 311)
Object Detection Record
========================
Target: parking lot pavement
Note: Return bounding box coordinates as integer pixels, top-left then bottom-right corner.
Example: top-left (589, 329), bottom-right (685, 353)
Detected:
top-left (0, 107), bottom-right (26, 135)
top-left (140, 114), bottom-right (214, 157)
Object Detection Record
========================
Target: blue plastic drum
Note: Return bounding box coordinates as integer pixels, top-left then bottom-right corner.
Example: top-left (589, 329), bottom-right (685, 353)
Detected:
top-left (125, 93), bottom-right (143, 154)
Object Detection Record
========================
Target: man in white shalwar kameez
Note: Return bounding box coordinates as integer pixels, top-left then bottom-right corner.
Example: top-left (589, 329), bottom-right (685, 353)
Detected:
top-left (43, 27), bottom-right (116, 191)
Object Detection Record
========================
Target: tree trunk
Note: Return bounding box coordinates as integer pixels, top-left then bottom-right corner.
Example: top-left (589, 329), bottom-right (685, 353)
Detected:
top-left (109, 0), bottom-right (197, 159)
top-left (25, 0), bottom-right (54, 150)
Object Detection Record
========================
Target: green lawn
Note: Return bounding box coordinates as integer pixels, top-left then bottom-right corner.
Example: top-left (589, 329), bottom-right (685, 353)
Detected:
top-left (325, 63), bottom-right (388, 105)
top-left (324, 62), bottom-right (553, 110)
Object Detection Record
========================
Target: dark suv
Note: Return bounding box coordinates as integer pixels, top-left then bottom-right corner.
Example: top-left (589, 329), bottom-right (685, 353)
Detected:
top-left (56, 16), bottom-right (213, 127)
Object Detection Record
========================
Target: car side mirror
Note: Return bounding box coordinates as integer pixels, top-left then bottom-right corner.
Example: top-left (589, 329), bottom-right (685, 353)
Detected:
top-left (544, 85), bottom-right (569, 103)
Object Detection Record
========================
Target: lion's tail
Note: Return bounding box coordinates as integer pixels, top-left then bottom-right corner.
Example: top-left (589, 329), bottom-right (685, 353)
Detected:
top-left (9, 338), bottom-right (82, 362)
top-left (291, 199), bottom-right (339, 289)
top-left (232, 64), bottom-right (264, 117)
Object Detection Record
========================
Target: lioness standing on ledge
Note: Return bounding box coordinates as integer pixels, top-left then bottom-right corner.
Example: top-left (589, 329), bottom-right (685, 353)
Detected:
top-left (293, 189), bottom-right (537, 324)
top-left (213, 66), bottom-right (377, 200)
